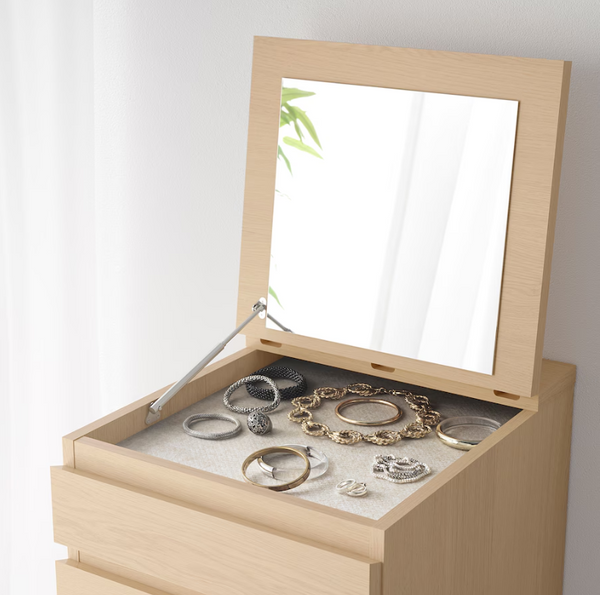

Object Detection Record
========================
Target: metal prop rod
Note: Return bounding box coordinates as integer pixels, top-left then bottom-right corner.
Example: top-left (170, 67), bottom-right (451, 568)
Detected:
top-left (267, 312), bottom-right (292, 333)
top-left (145, 301), bottom-right (291, 424)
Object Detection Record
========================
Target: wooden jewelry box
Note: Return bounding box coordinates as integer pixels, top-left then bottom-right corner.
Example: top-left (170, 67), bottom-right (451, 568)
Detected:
top-left (51, 37), bottom-right (573, 595)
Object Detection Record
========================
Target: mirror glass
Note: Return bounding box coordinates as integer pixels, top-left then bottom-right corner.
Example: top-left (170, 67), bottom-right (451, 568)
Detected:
top-left (267, 78), bottom-right (519, 374)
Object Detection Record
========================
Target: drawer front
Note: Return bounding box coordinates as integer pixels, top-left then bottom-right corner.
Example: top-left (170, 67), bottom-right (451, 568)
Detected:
top-left (51, 467), bottom-right (381, 595)
top-left (56, 559), bottom-right (171, 595)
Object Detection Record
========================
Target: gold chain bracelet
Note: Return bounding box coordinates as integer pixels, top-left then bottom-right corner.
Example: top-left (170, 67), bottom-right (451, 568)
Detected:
top-left (288, 383), bottom-right (441, 446)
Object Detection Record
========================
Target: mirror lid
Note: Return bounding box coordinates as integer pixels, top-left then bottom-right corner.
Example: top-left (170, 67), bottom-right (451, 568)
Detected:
top-left (237, 37), bottom-right (571, 398)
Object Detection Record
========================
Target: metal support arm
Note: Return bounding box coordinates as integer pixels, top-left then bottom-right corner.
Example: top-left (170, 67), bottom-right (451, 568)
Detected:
top-left (145, 300), bottom-right (291, 425)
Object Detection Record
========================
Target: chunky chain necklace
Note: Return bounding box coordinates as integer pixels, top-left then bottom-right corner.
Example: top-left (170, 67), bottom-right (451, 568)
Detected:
top-left (288, 383), bottom-right (441, 446)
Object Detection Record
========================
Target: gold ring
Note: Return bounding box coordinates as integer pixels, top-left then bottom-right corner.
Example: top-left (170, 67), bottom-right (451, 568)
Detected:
top-left (241, 446), bottom-right (310, 491)
top-left (335, 398), bottom-right (402, 427)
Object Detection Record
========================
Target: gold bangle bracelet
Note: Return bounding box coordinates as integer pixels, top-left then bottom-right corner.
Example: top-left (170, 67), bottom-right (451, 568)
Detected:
top-left (335, 398), bottom-right (402, 427)
top-left (241, 446), bottom-right (310, 491)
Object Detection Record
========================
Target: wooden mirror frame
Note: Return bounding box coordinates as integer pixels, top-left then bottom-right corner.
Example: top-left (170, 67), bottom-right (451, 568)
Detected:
top-left (237, 36), bottom-right (571, 397)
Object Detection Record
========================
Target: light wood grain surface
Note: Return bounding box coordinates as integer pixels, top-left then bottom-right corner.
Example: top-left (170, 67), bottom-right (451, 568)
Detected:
top-left (78, 554), bottom-right (229, 595)
top-left (378, 375), bottom-right (574, 595)
top-left (238, 37), bottom-right (571, 397)
top-left (250, 339), bottom-right (540, 410)
top-left (51, 467), bottom-right (382, 595)
top-left (56, 559), bottom-right (173, 595)
top-left (73, 436), bottom-right (380, 559)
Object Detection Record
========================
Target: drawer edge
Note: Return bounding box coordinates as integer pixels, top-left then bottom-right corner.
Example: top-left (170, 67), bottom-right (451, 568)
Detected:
top-left (52, 466), bottom-right (382, 595)
top-left (56, 559), bottom-right (173, 595)
top-left (72, 436), bottom-right (380, 559)
top-left (374, 407), bottom-right (535, 529)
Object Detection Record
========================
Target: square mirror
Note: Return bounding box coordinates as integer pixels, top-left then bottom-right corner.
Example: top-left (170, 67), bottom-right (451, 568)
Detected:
top-left (239, 38), bottom-right (570, 396)
top-left (266, 78), bottom-right (519, 374)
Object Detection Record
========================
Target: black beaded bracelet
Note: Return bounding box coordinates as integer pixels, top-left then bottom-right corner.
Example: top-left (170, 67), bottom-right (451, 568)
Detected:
top-left (246, 366), bottom-right (307, 401)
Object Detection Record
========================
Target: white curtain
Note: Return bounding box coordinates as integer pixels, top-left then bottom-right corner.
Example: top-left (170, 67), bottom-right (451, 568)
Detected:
top-left (0, 3), bottom-right (246, 592)
top-left (0, 1), bottom-right (98, 593)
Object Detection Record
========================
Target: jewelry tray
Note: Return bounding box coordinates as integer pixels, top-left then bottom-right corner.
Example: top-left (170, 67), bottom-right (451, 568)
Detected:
top-left (118, 356), bottom-right (518, 520)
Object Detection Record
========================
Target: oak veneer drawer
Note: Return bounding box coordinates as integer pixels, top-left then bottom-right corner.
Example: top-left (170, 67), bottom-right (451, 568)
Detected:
top-left (56, 559), bottom-right (175, 595)
top-left (51, 467), bottom-right (381, 595)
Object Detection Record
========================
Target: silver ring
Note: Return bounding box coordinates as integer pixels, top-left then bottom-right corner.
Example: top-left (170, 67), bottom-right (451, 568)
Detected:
top-left (182, 413), bottom-right (242, 440)
top-left (336, 479), bottom-right (358, 493)
top-left (223, 375), bottom-right (281, 414)
top-left (258, 444), bottom-right (329, 480)
top-left (336, 480), bottom-right (368, 497)
top-left (347, 483), bottom-right (368, 497)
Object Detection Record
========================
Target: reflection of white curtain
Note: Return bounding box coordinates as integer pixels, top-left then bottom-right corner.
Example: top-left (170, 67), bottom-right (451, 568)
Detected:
top-left (0, 2), bottom-right (97, 593)
top-left (371, 93), bottom-right (424, 348)
top-left (372, 94), bottom-right (516, 373)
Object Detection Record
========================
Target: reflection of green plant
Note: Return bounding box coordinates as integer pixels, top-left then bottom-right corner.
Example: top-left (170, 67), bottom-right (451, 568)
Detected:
top-left (268, 286), bottom-right (283, 308)
top-left (271, 88), bottom-right (322, 310)
top-left (278, 87), bottom-right (322, 175)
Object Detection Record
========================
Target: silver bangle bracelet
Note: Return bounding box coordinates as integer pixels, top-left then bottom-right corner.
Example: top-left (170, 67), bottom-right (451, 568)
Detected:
top-left (436, 416), bottom-right (501, 451)
top-left (257, 444), bottom-right (329, 480)
top-left (223, 375), bottom-right (281, 414)
top-left (182, 413), bottom-right (242, 440)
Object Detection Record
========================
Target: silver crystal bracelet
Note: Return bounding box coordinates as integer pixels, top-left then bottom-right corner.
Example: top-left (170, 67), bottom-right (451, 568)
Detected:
top-left (372, 454), bottom-right (431, 484)
top-left (182, 413), bottom-right (242, 440)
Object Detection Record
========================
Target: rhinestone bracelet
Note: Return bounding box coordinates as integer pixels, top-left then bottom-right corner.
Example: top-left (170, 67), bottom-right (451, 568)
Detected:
top-left (372, 454), bottom-right (431, 484)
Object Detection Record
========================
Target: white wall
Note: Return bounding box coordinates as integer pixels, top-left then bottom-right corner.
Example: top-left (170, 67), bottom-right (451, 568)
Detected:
top-left (93, 1), bottom-right (598, 593)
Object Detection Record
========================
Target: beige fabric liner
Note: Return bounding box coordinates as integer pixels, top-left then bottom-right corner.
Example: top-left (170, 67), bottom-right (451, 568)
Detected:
top-left (119, 357), bottom-right (518, 520)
